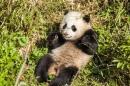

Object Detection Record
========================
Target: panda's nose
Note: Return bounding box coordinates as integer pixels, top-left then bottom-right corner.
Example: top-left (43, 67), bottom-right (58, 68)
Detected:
top-left (63, 32), bottom-right (68, 36)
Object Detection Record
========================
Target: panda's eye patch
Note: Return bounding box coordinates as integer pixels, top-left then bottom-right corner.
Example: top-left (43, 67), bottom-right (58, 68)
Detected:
top-left (63, 23), bottom-right (67, 29)
top-left (71, 25), bottom-right (77, 32)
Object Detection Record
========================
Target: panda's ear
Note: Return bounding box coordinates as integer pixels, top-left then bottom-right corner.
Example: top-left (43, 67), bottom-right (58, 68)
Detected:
top-left (64, 10), bottom-right (69, 15)
top-left (83, 15), bottom-right (90, 22)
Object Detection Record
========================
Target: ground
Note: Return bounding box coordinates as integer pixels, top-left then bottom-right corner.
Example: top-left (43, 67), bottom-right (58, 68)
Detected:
top-left (0, 0), bottom-right (130, 86)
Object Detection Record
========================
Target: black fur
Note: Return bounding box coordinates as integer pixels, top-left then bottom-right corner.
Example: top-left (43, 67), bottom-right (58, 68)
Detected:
top-left (64, 10), bottom-right (69, 15)
top-left (35, 12), bottom-right (98, 85)
top-left (63, 23), bottom-right (67, 29)
top-left (35, 54), bottom-right (78, 86)
top-left (35, 30), bottom-right (97, 84)
top-left (49, 66), bottom-right (78, 86)
top-left (83, 15), bottom-right (90, 22)
top-left (34, 54), bottom-right (54, 82)
top-left (76, 29), bottom-right (98, 55)
top-left (47, 32), bottom-right (66, 49)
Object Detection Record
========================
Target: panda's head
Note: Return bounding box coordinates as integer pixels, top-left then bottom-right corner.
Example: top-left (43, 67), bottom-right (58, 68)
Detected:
top-left (60, 11), bottom-right (92, 41)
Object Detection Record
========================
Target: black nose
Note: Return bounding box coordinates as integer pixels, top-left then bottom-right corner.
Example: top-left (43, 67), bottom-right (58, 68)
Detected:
top-left (63, 33), bottom-right (68, 36)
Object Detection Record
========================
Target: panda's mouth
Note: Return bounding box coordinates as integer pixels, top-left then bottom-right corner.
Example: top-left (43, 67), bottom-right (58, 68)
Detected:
top-left (64, 36), bottom-right (72, 39)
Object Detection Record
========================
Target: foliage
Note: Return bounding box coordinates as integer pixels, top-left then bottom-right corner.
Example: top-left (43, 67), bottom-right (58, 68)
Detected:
top-left (0, 28), bottom-right (23, 85)
top-left (0, 0), bottom-right (129, 86)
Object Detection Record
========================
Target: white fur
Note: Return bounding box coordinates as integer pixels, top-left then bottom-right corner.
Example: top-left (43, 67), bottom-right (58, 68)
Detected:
top-left (60, 11), bottom-right (92, 40)
top-left (49, 42), bottom-right (92, 75)
top-left (48, 11), bottom-right (93, 76)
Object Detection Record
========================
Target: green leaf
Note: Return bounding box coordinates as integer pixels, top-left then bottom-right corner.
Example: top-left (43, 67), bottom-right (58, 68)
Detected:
top-left (117, 62), bottom-right (123, 68)
top-left (127, 65), bottom-right (130, 69)
top-left (112, 59), bottom-right (119, 63)
top-left (18, 39), bottom-right (26, 46)
top-left (17, 37), bottom-right (29, 46)
top-left (48, 74), bottom-right (55, 80)
top-left (21, 37), bottom-right (29, 44)
top-left (100, 71), bottom-right (104, 77)
top-left (121, 64), bottom-right (125, 70)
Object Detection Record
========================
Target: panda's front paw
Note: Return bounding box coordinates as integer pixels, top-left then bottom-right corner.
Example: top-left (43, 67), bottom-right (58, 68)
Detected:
top-left (47, 32), bottom-right (59, 45)
top-left (81, 35), bottom-right (92, 46)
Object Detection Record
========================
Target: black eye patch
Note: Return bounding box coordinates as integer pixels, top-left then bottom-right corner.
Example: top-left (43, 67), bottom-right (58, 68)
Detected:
top-left (71, 25), bottom-right (77, 32)
top-left (63, 23), bottom-right (67, 29)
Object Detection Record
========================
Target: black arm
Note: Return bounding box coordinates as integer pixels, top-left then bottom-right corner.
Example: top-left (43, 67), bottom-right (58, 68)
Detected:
top-left (47, 32), bottom-right (66, 49)
top-left (76, 29), bottom-right (98, 55)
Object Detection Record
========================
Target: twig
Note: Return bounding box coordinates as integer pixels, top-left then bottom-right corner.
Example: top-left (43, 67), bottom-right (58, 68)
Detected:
top-left (15, 45), bottom-right (31, 86)
top-left (70, 68), bottom-right (81, 86)
top-left (70, 58), bottom-right (93, 86)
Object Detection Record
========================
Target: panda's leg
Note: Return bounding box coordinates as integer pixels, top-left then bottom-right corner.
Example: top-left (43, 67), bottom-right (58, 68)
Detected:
top-left (34, 54), bottom-right (54, 82)
top-left (49, 66), bottom-right (78, 86)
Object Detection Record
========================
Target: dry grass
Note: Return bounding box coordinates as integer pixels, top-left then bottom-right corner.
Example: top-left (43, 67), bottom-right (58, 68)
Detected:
top-left (0, 0), bottom-right (130, 86)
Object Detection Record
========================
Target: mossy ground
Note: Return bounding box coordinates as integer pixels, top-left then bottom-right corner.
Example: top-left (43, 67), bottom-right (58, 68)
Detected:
top-left (0, 0), bottom-right (130, 86)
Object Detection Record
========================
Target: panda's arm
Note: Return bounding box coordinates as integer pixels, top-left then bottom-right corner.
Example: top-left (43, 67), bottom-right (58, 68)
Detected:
top-left (47, 32), bottom-right (66, 49)
top-left (76, 29), bottom-right (98, 55)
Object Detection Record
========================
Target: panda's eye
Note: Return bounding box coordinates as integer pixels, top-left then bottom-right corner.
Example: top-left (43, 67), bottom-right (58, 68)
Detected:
top-left (71, 25), bottom-right (77, 32)
top-left (63, 23), bottom-right (67, 29)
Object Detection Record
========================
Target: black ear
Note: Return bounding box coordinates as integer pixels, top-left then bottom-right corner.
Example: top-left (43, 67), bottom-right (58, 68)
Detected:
top-left (64, 10), bottom-right (69, 15)
top-left (83, 15), bottom-right (90, 22)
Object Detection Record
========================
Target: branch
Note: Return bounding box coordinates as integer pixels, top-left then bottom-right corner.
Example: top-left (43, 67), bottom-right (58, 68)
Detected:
top-left (15, 45), bottom-right (31, 86)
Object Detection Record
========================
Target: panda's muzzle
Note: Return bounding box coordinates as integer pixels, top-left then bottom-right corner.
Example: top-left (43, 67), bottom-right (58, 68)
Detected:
top-left (63, 32), bottom-right (68, 36)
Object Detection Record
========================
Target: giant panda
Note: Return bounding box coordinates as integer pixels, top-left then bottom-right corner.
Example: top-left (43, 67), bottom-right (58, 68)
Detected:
top-left (34, 11), bottom-right (98, 86)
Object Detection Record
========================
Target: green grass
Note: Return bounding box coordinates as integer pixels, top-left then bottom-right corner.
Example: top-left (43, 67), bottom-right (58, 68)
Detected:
top-left (0, 0), bottom-right (130, 86)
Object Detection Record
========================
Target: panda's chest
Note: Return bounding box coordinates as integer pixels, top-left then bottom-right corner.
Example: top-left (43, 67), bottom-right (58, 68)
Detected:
top-left (51, 42), bottom-right (78, 58)
top-left (50, 42), bottom-right (90, 64)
